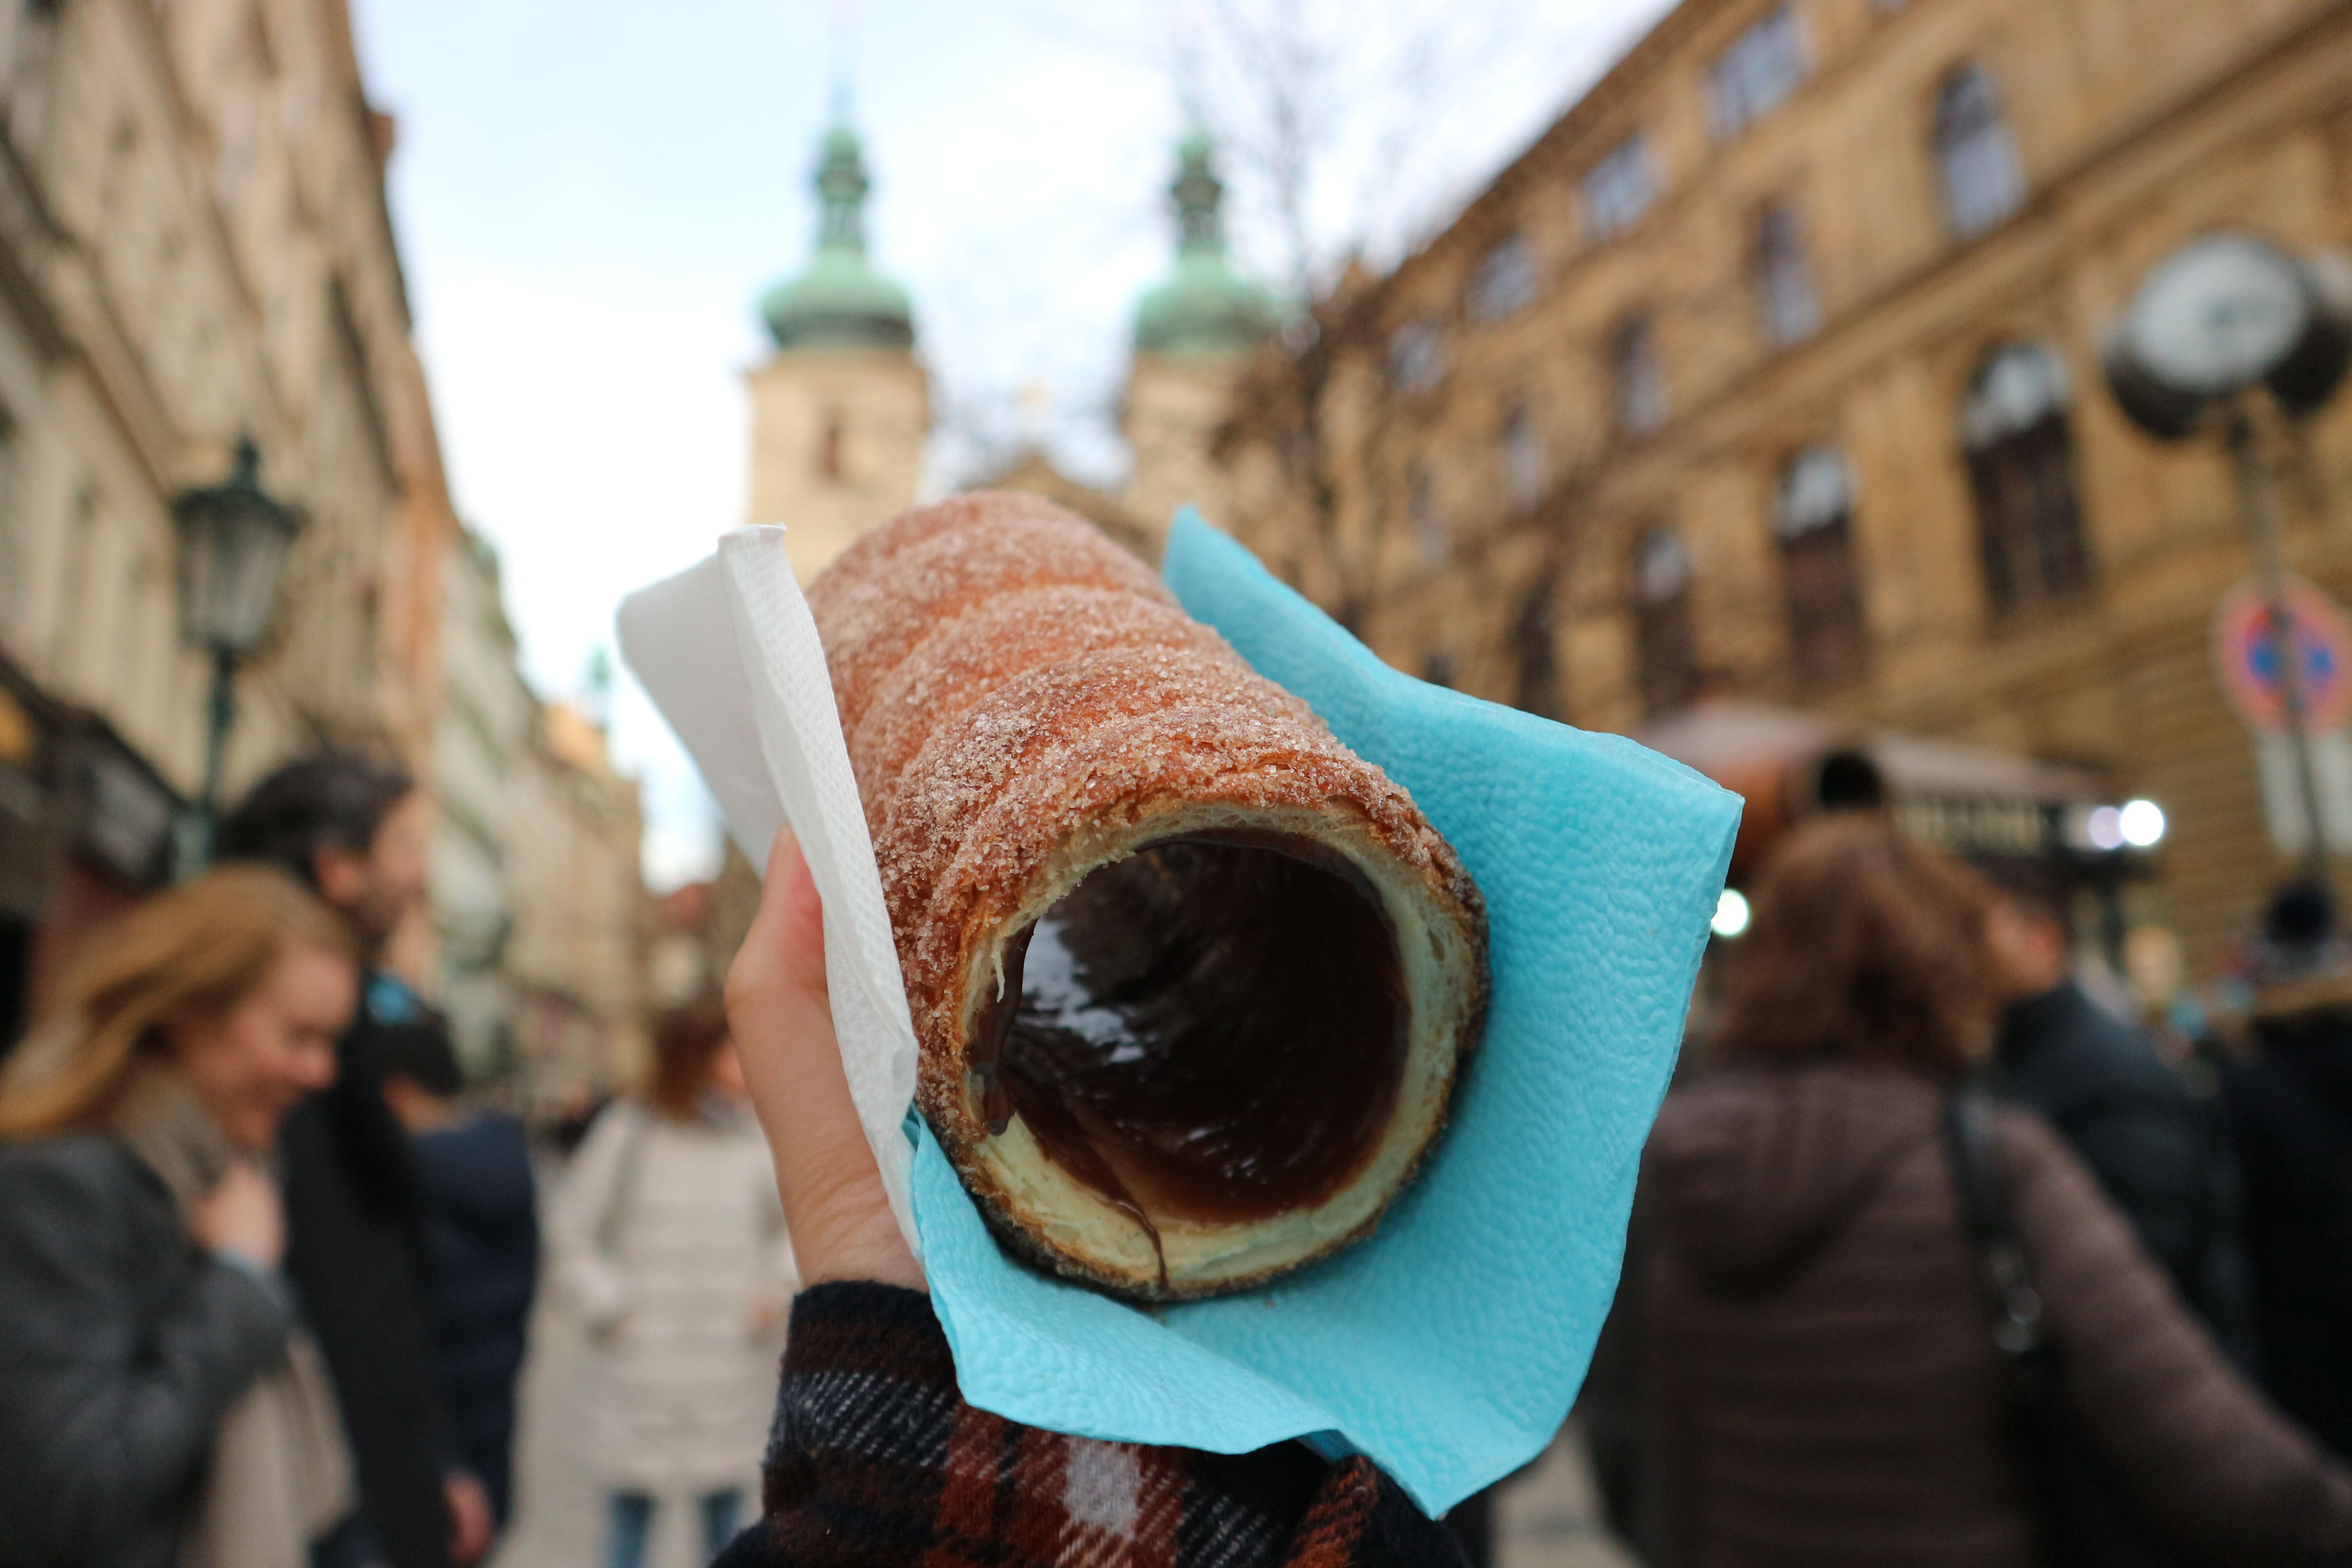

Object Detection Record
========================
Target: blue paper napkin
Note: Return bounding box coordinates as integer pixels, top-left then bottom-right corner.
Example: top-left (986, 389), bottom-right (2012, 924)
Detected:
top-left (916, 510), bottom-right (1741, 1517)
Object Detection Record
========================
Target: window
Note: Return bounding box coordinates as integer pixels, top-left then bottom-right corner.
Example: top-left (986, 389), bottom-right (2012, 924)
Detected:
top-left (1582, 134), bottom-right (1655, 242)
top-left (1501, 398), bottom-right (1548, 510)
top-left (1467, 234), bottom-right (1539, 323)
top-left (1633, 525), bottom-right (1700, 715)
top-left (1389, 317), bottom-right (1448, 394)
top-left (1934, 64), bottom-right (2024, 238)
top-left (1510, 579), bottom-right (1562, 718)
top-left (1611, 312), bottom-right (1668, 437)
top-left (1409, 463), bottom-right (1447, 568)
top-left (1751, 203), bottom-right (1821, 347)
top-left (1774, 446), bottom-right (1868, 687)
top-left (818, 414), bottom-right (844, 481)
top-left (1960, 343), bottom-right (2090, 616)
top-left (1709, 6), bottom-right (1807, 140)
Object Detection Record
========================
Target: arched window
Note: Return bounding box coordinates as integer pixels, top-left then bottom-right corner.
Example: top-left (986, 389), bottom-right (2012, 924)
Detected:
top-left (1500, 397), bottom-right (1547, 510)
top-left (1933, 64), bottom-right (2024, 238)
top-left (1751, 202), bottom-right (1820, 347)
top-left (1960, 343), bottom-right (2090, 615)
top-left (1774, 446), bottom-right (1867, 687)
top-left (1632, 524), bottom-right (1698, 715)
top-left (1612, 312), bottom-right (1668, 437)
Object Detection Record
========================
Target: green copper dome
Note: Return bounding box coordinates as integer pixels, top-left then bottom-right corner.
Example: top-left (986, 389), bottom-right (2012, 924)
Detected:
top-left (760, 113), bottom-right (915, 351)
top-left (1133, 127), bottom-right (1286, 356)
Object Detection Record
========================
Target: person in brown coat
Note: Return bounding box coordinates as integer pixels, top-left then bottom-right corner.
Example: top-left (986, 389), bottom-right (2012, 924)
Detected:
top-left (1643, 816), bottom-right (2352, 1568)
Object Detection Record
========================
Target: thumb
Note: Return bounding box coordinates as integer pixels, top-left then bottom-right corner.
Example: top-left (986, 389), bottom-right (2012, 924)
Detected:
top-left (725, 830), bottom-right (922, 1291)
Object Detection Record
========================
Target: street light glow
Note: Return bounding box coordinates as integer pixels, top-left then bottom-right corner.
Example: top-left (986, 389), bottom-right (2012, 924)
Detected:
top-left (1712, 888), bottom-right (1751, 939)
top-left (2120, 798), bottom-right (2167, 848)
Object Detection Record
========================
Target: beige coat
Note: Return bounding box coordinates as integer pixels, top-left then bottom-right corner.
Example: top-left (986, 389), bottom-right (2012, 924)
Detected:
top-left (548, 1101), bottom-right (794, 1493)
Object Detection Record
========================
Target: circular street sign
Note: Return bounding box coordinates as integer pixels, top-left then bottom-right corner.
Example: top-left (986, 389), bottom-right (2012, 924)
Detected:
top-left (2212, 576), bottom-right (2352, 733)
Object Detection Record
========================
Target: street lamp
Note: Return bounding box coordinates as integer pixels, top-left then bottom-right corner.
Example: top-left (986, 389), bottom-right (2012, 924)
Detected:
top-left (171, 438), bottom-right (302, 877)
top-left (2106, 234), bottom-right (2352, 886)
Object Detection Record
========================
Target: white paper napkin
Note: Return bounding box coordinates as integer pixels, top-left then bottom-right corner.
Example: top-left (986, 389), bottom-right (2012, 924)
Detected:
top-left (615, 527), bottom-right (922, 1255)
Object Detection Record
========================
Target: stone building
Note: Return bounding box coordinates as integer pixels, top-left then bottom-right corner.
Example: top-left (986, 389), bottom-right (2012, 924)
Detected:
top-left (505, 701), bottom-right (648, 1116)
top-left (1213, 0), bottom-right (2352, 968)
top-left (747, 108), bottom-right (928, 583)
top-left (430, 527), bottom-right (534, 1076)
top-left (0, 0), bottom-right (454, 1036)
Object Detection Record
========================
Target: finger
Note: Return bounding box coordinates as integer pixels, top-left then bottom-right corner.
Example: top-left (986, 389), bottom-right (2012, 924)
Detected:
top-left (727, 829), bottom-right (924, 1292)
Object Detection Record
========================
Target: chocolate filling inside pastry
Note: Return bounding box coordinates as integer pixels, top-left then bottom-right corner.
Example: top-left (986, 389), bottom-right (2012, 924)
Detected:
top-left (971, 835), bottom-right (1407, 1260)
top-left (807, 492), bottom-right (1486, 1301)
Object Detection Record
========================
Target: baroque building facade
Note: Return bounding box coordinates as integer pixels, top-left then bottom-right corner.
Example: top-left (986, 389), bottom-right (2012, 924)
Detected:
top-left (0, 0), bottom-right (456, 1034)
top-left (430, 527), bottom-right (533, 1075)
top-left (1213, 0), bottom-right (2352, 970)
top-left (504, 700), bottom-right (648, 1117)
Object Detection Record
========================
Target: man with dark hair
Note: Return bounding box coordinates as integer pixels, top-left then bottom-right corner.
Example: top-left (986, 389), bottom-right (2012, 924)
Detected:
top-left (1985, 873), bottom-right (2254, 1356)
top-left (218, 754), bottom-right (494, 1568)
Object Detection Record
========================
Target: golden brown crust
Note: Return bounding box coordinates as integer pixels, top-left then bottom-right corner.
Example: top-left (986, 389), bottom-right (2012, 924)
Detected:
top-left (806, 492), bottom-right (1487, 1299)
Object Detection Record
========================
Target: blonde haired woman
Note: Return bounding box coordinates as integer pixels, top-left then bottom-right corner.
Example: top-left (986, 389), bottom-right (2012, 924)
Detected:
top-left (0, 866), bottom-right (361, 1568)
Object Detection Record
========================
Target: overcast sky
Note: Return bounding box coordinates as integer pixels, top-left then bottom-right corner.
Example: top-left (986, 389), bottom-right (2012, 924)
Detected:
top-left (348, 0), bottom-right (1671, 888)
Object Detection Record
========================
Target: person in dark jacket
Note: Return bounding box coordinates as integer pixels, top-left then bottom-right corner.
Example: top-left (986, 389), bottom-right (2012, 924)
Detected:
top-left (218, 755), bottom-right (493, 1568)
top-left (710, 830), bottom-right (1471, 1568)
top-left (1645, 817), bottom-right (2352, 1568)
top-left (379, 1024), bottom-right (538, 1529)
top-left (1984, 874), bottom-right (2253, 1351)
top-left (2226, 881), bottom-right (2352, 1460)
top-left (0, 867), bottom-right (360, 1568)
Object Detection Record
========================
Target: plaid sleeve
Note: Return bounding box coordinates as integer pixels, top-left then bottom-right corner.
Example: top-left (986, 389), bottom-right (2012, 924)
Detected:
top-left (714, 1282), bottom-right (1466, 1568)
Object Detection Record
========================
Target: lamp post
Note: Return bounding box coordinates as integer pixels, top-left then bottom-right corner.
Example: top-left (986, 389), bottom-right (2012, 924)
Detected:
top-left (2105, 233), bottom-right (2352, 887)
top-left (170, 439), bottom-right (302, 878)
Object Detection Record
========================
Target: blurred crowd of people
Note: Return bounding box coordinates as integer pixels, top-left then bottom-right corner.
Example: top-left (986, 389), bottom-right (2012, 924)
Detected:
top-left (1592, 814), bottom-right (2352, 1565)
top-left (0, 755), bottom-right (790, 1568)
top-left (2, 756), bottom-right (2352, 1568)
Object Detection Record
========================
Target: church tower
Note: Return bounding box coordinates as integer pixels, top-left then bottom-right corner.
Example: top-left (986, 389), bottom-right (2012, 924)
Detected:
top-left (747, 107), bottom-right (929, 583)
top-left (1122, 125), bottom-right (1285, 543)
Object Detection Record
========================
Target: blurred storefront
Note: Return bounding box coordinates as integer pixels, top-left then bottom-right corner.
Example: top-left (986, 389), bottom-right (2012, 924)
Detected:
top-left (1213, 0), bottom-right (2352, 972)
top-left (0, 652), bottom-right (181, 1046)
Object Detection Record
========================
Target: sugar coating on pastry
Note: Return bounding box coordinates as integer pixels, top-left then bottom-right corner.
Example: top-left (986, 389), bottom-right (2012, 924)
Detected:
top-left (806, 492), bottom-right (1488, 1301)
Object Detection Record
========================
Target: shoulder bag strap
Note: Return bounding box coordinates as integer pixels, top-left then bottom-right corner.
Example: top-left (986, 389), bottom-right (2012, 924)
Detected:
top-left (1940, 1087), bottom-right (2053, 1377)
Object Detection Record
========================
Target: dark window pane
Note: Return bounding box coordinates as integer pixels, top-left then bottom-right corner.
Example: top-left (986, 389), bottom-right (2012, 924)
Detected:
top-left (1410, 463), bottom-right (1447, 568)
top-left (1510, 580), bottom-right (1562, 718)
top-left (1583, 134), bottom-right (1655, 240)
top-left (1501, 398), bottom-right (1547, 510)
top-left (1960, 343), bottom-right (2091, 615)
top-left (1389, 317), bottom-right (1448, 393)
top-left (1467, 234), bottom-right (1539, 322)
top-left (1752, 203), bottom-right (1821, 347)
top-left (1774, 446), bottom-right (1868, 687)
top-left (1934, 64), bottom-right (2024, 237)
top-left (1633, 525), bottom-right (1699, 715)
top-left (1709, 7), bottom-right (1807, 139)
top-left (1613, 313), bottom-right (1668, 436)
